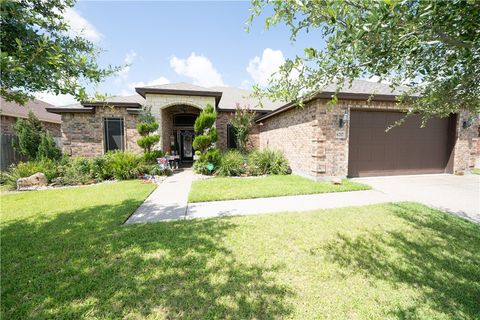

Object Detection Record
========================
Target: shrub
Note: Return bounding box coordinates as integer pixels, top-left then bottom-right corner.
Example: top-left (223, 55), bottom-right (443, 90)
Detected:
top-left (142, 150), bottom-right (165, 164)
top-left (13, 111), bottom-right (50, 160)
top-left (136, 107), bottom-right (160, 153)
top-left (2, 159), bottom-right (59, 189)
top-left (193, 148), bottom-right (221, 175)
top-left (139, 163), bottom-right (173, 176)
top-left (248, 149), bottom-right (289, 175)
top-left (229, 105), bottom-right (255, 152)
top-left (91, 156), bottom-right (112, 180)
top-left (55, 157), bottom-right (95, 185)
top-left (193, 104), bottom-right (217, 154)
top-left (137, 135), bottom-right (160, 152)
top-left (37, 131), bottom-right (61, 160)
top-left (103, 151), bottom-right (142, 180)
top-left (217, 150), bottom-right (246, 176)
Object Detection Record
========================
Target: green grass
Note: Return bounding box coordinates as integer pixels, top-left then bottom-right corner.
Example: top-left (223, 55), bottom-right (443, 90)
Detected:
top-left (2, 183), bottom-right (479, 319)
top-left (188, 174), bottom-right (370, 202)
top-left (473, 168), bottom-right (480, 175)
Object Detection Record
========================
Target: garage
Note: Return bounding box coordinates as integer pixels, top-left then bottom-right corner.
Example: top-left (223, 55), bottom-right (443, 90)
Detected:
top-left (348, 110), bottom-right (456, 177)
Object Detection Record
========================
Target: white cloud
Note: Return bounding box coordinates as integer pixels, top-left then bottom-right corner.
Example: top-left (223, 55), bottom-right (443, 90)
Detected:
top-left (246, 48), bottom-right (285, 86)
top-left (169, 53), bottom-right (225, 87)
top-left (116, 50), bottom-right (138, 82)
top-left (64, 8), bottom-right (103, 43)
top-left (34, 92), bottom-right (77, 106)
top-left (126, 76), bottom-right (171, 94)
top-left (239, 79), bottom-right (252, 89)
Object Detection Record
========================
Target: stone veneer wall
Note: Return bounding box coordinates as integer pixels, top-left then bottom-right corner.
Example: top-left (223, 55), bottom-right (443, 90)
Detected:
top-left (259, 98), bottom-right (478, 179)
top-left (60, 107), bottom-right (142, 157)
top-left (216, 111), bottom-right (261, 150)
top-left (1, 115), bottom-right (61, 137)
top-left (145, 93), bottom-right (216, 150)
top-left (453, 110), bottom-right (479, 173)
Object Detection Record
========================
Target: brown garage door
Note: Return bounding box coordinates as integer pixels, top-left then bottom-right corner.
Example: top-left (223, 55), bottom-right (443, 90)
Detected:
top-left (348, 110), bottom-right (455, 177)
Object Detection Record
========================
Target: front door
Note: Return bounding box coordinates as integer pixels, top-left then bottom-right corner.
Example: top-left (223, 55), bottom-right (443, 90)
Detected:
top-left (180, 130), bottom-right (194, 161)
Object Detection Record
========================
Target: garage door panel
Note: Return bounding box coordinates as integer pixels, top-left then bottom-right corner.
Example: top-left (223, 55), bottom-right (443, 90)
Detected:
top-left (348, 111), bottom-right (453, 177)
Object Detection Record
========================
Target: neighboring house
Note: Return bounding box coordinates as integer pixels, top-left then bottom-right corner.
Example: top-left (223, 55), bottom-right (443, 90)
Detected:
top-left (47, 80), bottom-right (479, 179)
top-left (0, 97), bottom-right (62, 169)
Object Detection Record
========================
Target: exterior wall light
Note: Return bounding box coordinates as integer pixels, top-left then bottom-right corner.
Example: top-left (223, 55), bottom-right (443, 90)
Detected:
top-left (339, 111), bottom-right (349, 128)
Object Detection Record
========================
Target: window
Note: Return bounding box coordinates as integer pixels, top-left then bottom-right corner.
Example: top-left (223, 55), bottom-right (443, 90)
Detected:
top-left (227, 124), bottom-right (237, 149)
top-left (174, 114), bottom-right (197, 127)
top-left (104, 118), bottom-right (124, 152)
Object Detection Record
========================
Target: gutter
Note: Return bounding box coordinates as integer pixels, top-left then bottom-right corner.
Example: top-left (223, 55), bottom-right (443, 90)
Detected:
top-left (46, 107), bottom-right (94, 114)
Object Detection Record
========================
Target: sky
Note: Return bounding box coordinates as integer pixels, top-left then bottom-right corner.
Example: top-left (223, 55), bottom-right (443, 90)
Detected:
top-left (36, 0), bottom-right (324, 106)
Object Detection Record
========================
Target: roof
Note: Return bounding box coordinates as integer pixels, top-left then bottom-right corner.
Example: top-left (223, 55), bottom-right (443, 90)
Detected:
top-left (0, 97), bottom-right (61, 123)
top-left (322, 79), bottom-right (409, 96)
top-left (47, 95), bottom-right (145, 113)
top-left (210, 86), bottom-right (285, 111)
top-left (47, 79), bottom-right (413, 117)
top-left (256, 79), bottom-right (414, 122)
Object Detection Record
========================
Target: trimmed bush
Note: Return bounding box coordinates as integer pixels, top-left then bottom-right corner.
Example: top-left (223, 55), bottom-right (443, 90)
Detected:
top-left (136, 107), bottom-right (160, 153)
top-left (137, 135), bottom-right (160, 152)
top-left (218, 150), bottom-right (246, 176)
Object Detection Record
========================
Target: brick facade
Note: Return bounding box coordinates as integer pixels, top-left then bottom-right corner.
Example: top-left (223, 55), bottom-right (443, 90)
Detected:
top-left (1, 115), bottom-right (61, 137)
top-left (160, 105), bottom-right (201, 153)
top-left (56, 92), bottom-right (479, 176)
top-left (258, 104), bottom-right (317, 177)
top-left (217, 111), bottom-right (260, 150)
top-left (259, 98), bottom-right (479, 179)
top-left (60, 107), bottom-right (142, 157)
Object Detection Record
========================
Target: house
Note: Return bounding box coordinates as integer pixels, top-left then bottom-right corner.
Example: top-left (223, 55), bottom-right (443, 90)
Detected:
top-left (47, 80), bottom-right (479, 179)
top-left (0, 97), bottom-right (62, 169)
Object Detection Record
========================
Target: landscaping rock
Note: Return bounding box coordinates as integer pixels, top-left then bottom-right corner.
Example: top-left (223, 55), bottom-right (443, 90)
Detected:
top-left (17, 172), bottom-right (48, 190)
top-left (331, 178), bottom-right (342, 185)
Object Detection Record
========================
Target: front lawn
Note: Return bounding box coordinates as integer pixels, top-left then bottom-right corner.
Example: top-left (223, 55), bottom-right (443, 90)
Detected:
top-left (2, 184), bottom-right (479, 319)
top-left (188, 174), bottom-right (370, 202)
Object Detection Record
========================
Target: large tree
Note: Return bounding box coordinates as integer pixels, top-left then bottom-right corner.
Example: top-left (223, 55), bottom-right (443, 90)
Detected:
top-left (248, 0), bottom-right (480, 120)
top-left (0, 0), bottom-right (117, 105)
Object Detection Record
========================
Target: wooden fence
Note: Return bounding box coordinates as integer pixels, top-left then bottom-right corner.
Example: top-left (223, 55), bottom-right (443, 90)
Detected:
top-left (1, 134), bottom-right (27, 170)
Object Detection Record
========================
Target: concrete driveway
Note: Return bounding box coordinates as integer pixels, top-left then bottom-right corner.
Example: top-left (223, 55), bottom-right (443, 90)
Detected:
top-left (354, 174), bottom-right (480, 223)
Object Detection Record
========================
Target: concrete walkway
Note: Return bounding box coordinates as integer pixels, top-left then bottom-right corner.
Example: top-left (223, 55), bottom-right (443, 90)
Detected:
top-left (126, 172), bottom-right (479, 224)
top-left (186, 189), bottom-right (397, 219)
top-left (125, 169), bottom-right (194, 224)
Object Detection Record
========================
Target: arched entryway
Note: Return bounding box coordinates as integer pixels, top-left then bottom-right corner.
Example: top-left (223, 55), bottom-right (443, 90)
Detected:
top-left (160, 105), bottom-right (201, 162)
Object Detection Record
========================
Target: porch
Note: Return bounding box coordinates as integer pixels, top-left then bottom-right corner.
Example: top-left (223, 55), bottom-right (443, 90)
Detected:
top-left (157, 104), bottom-right (200, 163)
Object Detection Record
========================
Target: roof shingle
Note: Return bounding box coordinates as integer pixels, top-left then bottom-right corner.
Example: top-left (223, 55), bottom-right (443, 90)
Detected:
top-left (0, 97), bottom-right (61, 123)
